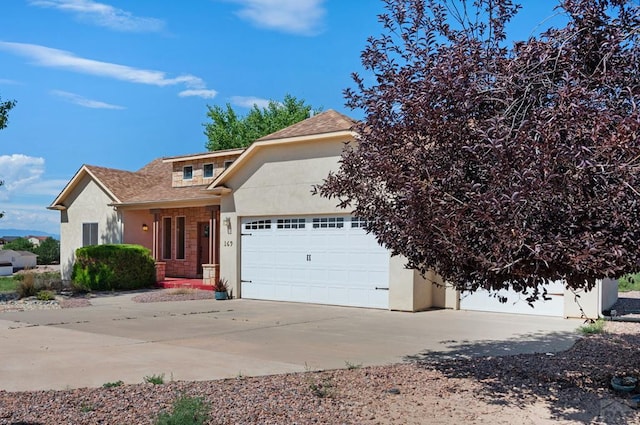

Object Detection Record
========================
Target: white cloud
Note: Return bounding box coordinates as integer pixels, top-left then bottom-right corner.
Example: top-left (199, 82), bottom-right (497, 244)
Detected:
top-left (0, 155), bottom-right (66, 234)
top-left (0, 155), bottom-right (46, 200)
top-left (231, 96), bottom-right (271, 109)
top-left (0, 203), bottom-right (60, 235)
top-left (0, 78), bottom-right (20, 85)
top-left (51, 90), bottom-right (125, 109)
top-left (28, 0), bottom-right (165, 33)
top-left (230, 0), bottom-right (326, 35)
top-left (0, 41), bottom-right (216, 97)
top-left (178, 89), bottom-right (218, 99)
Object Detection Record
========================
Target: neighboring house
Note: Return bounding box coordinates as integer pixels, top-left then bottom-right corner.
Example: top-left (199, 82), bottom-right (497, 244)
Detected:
top-left (0, 249), bottom-right (37, 272)
top-left (27, 236), bottom-right (48, 247)
top-left (48, 110), bottom-right (618, 318)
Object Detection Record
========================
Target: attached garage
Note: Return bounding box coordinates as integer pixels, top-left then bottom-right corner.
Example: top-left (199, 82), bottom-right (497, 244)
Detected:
top-left (459, 280), bottom-right (565, 317)
top-left (240, 216), bottom-right (390, 309)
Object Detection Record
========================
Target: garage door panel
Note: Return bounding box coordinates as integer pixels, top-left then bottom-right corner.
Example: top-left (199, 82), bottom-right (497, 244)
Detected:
top-left (241, 216), bottom-right (389, 309)
top-left (460, 281), bottom-right (565, 317)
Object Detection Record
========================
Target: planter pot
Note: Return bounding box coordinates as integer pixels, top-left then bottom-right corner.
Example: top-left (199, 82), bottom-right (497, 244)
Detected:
top-left (215, 291), bottom-right (228, 300)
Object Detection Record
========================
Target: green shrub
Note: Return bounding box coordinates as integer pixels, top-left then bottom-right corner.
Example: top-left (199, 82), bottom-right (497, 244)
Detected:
top-left (102, 380), bottom-right (124, 388)
top-left (618, 273), bottom-right (640, 292)
top-left (36, 290), bottom-right (56, 301)
top-left (144, 373), bottom-right (165, 385)
top-left (155, 396), bottom-right (210, 425)
top-left (72, 244), bottom-right (155, 291)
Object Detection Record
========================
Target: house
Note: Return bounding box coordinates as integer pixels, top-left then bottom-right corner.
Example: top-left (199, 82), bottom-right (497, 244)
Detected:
top-left (48, 110), bottom-right (618, 318)
top-left (0, 249), bottom-right (38, 272)
top-left (27, 236), bottom-right (48, 247)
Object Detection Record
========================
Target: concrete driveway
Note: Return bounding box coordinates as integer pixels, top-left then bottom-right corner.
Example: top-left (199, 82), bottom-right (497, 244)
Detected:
top-left (0, 293), bottom-right (580, 391)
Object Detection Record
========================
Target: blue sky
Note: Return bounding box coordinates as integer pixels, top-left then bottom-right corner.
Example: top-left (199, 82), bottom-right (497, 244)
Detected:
top-left (0, 0), bottom-right (564, 235)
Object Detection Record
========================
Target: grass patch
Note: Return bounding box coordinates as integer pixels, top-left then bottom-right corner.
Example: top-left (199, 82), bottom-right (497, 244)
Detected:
top-left (144, 373), bottom-right (165, 385)
top-left (345, 361), bottom-right (362, 370)
top-left (36, 290), bottom-right (56, 301)
top-left (578, 319), bottom-right (606, 335)
top-left (155, 396), bottom-right (210, 425)
top-left (0, 276), bottom-right (17, 292)
top-left (618, 273), bottom-right (640, 292)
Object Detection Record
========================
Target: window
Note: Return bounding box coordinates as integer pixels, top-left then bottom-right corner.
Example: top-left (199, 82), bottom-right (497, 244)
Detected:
top-left (176, 216), bottom-right (186, 260)
top-left (82, 223), bottom-right (98, 246)
top-left (203, 164), bottom-right (214, 178)
top-left (244, 219), bottom-right (271, 230)
top-left (351, 217), bottom-right (368, 228)
top-left (162, 217), bottom-right (172, 259)
top-left (223, 160), bottom-right (234, 169)
top-left (183, 166), bottom-right (193, 180)
top-left (312, 217), bottom-right (344, 229)
top-left (277, 218), bottom-right (306, 229)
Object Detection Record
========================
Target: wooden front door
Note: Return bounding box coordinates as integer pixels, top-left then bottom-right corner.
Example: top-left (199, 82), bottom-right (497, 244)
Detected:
top-left (197, 222), bottom-right (210, 276)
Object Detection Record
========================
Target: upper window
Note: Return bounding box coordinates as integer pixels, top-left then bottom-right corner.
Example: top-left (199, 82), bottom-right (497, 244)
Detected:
top-left (223, 160), bottom-right (234, 169)
top-left (82, 223), bottom-right (98, 246)
top-left (183, 166), bottom-right (193, 180)
top-left (312, 217), bottom-right (344, 229)
top-left (203, 164), bottom-right (214, 178)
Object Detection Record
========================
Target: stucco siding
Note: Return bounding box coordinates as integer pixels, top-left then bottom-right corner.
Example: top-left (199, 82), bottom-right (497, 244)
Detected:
top-left (59, 177), bottom-right (120, 281)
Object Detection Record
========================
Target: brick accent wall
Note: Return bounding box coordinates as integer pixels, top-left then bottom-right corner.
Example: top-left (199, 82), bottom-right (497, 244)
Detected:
top-left (158, 206), bottom-right (216, 278)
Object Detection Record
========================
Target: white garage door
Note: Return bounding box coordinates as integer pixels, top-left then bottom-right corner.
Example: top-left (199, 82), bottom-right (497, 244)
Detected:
top-left (240, 216), bottom-right (389, 309)
top-left (460, 281), bottom-right (565, 317)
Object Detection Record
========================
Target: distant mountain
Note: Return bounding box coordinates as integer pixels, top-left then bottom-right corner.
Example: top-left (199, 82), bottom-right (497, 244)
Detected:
top-left (0, 229), bottom-right (60, 240)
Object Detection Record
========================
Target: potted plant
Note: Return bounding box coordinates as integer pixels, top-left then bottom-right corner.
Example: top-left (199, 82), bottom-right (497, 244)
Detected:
top-left (213, 278), bottom-right (229, 300)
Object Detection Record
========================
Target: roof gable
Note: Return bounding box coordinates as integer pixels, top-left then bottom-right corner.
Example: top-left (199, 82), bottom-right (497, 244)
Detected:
top-left (257, 110), bottom-right (355, 141)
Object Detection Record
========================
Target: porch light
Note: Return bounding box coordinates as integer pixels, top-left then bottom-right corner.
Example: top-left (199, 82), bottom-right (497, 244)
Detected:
top-left (142, 224), bottom-right (149, 232)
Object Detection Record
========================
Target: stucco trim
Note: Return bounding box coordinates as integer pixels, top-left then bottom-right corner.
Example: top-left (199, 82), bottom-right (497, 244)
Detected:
top-left (162, 148), bottom-right (245, 164)
top-left (48, 165), bottom-right (120, 209)
top-left (206, 130), bottom-right (356, 191)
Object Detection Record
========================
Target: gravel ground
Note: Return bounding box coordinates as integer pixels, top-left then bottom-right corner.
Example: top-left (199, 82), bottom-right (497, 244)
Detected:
top-left (1, 291), bottom-right (639, 424)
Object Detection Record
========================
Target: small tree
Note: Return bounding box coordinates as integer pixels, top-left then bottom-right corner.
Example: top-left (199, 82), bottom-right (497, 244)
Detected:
top-left (317, 0), bottom-right (640, 302)
top-left (0, 95), bottom-right (16, 219)
top-left (35, 237), bottom-right (60, 265)
top-left (204, 94), bottom-right (320, 151)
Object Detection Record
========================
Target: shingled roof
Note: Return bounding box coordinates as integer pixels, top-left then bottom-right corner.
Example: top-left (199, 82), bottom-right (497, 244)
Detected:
top-left (257, 109), bottom-right (356, 141)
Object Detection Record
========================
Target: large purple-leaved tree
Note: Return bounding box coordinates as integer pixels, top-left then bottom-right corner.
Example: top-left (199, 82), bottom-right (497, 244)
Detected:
top-left (317, 0), bottom-right (640, 302)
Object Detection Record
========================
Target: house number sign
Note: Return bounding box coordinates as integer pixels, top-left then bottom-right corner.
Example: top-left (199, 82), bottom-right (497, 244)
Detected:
top-left (224, 241), bottom-right (233, 247)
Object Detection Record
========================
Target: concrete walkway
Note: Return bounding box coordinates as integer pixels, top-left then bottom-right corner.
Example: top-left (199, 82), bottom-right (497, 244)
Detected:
top-left (0, 293), bottom-right (581, 391)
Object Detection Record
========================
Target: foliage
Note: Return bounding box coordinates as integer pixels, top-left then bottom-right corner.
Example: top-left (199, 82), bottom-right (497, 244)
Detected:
top-left (36, 289), bottom-right (55, 301)
top-left (309, 377), bottom-right (336, 398)
top-left (16, 273), bottom-right (37, 298)
top-left (35, 237), bottom-right (60, 265)
top-left (0, 276), bottom-right (17, 292)
top-left (144, 373), bottom-right (165, 385)
top-left (317, 0), bottom-right (640, 302)
top-left (618, 273), bottom-right (640, 292)
top-left (0, 95), bottom-right (16, 131)
top-left (204, 94), bottom-right (320, 151)
top-left (155, 395), bottom-right (210, 425)
top-left (72, 244), bottom-right (156, 291)
top-left (102, 380), bottom-right (124, 388)
top-left (213, 277), bottom-right (228, 292)
top-left (3, 237), bottom-right (35, 252)
top-left (0, 95), bottom-right (16, 220)
top-left (578, 318), bottom-right (606, 335)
